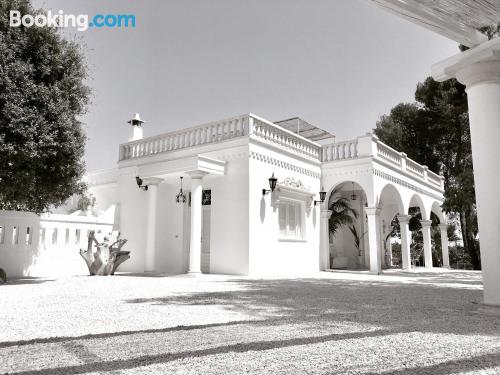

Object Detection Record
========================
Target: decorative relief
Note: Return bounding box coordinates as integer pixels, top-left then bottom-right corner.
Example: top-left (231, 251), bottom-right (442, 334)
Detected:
top-left (249, 152), bottom-right (321, 179)
top-left (279, 177), bottom-right (309, 191)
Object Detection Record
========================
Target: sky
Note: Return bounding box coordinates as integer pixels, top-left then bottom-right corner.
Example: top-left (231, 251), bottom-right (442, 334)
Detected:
top-left (33, 0), bottom-right (459, 171)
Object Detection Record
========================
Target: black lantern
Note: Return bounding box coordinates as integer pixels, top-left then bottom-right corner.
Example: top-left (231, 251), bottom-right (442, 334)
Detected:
top-left (314, 188), bottom-right (327, 206)
top-left (176, 177), bottom-right (187, 203)
top-left (262, 173), bottom-right (278, 196)
top-left (136, 176), bottom-right (148, 191)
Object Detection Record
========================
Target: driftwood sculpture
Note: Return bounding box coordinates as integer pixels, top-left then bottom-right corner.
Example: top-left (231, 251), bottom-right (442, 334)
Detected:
top-left (80, 231), bottom-right (130, 275)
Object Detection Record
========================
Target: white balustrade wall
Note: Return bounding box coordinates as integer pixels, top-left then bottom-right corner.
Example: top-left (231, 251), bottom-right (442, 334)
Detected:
top-left (119, 114), bottom-right (322, 162)
top-left (0, 210), bottom-right (116, 278)
top-left (321, 134), bottom-right (444, 190)
top-left (117, 112), bottom-right (443, 191)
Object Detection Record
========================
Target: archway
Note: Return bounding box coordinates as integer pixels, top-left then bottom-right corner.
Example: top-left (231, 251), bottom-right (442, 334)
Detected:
top-left (378, 184), bottom-right (405, 269)
top-left (325, 181), bottom-right (368, 270)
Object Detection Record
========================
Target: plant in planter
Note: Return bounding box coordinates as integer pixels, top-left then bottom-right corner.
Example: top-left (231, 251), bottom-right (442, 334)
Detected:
top-left (80, 231), bottom-right (130, 275)
top-left (0, 268), bottom-right (6, 284)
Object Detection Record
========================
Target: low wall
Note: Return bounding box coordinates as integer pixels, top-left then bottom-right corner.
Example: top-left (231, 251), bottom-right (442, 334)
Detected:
top-left (0, 209), bottom-right (116, 278)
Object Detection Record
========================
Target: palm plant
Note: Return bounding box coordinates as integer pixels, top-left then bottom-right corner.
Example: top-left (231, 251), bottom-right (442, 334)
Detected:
top-left (328, 188), bottom-right (358, 238)
top-left (348, 225), bottom-right (367, 256)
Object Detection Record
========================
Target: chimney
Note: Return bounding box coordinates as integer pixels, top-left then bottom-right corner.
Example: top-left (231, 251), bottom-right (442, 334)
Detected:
top-left (127, 113), bottom-right (145, 141)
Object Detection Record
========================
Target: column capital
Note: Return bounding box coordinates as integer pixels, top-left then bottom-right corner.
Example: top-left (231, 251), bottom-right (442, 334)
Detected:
top-left (365, 207), bottom-right (380, 216)
top-left (397, 214), bottom-right (412, 224)
top-left (432, 37), bottom-right (500, 84)
top-left (143, 177), bottom-right (163, 186)
top-left (456, 61), bottom-right (500, 88)
top-left (420, 220), bottom-right (433, 228)
top-left (438, 223), bottom-right (448, 231)
top-left (320, 209), bottom-right (332, 219)
top-left (187, 170), bottom-right (209, 179)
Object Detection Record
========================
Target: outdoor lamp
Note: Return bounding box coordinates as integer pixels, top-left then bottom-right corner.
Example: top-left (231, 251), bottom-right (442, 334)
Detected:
top-left (350, 182), bottom-right (357, 201)
top-left (314, 189), bottom-right (327, 206)
top-left (176, 176), bottom-right (187, 203)
top-left (136, 176), bottom-right (148, 191)
top-left (262, 173), bottom-right (278, 196)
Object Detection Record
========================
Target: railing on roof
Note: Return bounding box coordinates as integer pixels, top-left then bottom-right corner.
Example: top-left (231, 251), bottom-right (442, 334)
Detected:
top-left (119, 114), bottom-right (321, 162)
top-left (321, 133), bottom-right (444, 190)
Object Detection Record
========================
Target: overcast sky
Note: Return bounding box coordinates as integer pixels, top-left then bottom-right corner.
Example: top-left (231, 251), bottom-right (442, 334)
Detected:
top-left (34, 0), bottom-right (459, 171)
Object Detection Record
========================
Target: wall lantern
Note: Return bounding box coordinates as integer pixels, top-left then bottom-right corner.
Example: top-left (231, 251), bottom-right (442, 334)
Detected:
top-left (314, 189), bottom-right (327, 206)
top-left (262, 173), bottom-right (278, 196)
top-left (350, 182), bottom-right (357, 201)
top-left (136, 176), bottom-right (148, 191)
top-left (176, 176), bottom-right (187, 203)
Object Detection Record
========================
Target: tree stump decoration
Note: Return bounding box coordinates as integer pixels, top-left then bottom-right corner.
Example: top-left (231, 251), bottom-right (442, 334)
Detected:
top-left (80, 231), bottom-right (130, 275)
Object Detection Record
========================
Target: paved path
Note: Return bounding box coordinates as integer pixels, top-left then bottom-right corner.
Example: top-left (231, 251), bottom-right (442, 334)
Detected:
top-left (1, 270), bottom-right (499, 374)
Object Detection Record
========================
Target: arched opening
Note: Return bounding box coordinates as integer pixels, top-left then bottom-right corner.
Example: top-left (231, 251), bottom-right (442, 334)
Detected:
top-left (406, 194), bottom-right (426, 267)
top-left (429, 201), bottom-right (452, 268)
top-left (378, 184), bottom-right (405, 269)
top-left (405, 194), bottom-right (443, 268)
top-left (326, 181), bottom-right (368, 270)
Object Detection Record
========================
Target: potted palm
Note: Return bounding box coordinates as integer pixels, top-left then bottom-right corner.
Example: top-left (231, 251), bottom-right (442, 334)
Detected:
top-left (329, 188), bottom-right (358, 268)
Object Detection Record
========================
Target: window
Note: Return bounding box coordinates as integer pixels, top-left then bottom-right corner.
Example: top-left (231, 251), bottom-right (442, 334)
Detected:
top-left (278, 200), bottom-right (305, 240)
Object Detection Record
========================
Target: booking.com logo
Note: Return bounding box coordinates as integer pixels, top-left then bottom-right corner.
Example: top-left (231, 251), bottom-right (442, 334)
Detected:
top-left (9, 10), bottom-right (136, 31)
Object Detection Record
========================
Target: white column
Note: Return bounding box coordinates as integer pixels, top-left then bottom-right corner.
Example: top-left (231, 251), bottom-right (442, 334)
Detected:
top-left (320, 209), bottom-right (332, 270)
top-left (456, 61), bottom-right (500, 306)
top-left (421, 220), bottom-right (433, 268)
top-left (379, 221), bottom-right (386, 269)
top-left (187, 171), bottom-right (207, 274)
top-left (366, 207), bottom-right (382, 274)
top-left (398, 215), bottom-right (412, 270)
top-left (144, 178), bottom-right (162, 272)
top-left (386, 236), bottom-right (393, 267)
top-left (439, 223), bottom-right (450, 268)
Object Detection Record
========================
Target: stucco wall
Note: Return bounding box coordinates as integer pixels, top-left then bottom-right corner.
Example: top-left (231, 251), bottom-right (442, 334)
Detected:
top-left (248, 142), bottom-right (321, 275)
top-left (208, 154), bottom-right (250, 275)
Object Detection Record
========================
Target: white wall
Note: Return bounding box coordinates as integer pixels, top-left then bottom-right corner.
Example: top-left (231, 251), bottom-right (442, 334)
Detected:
top-left (207, 150), bottom-right (250, 275)
top-left (248, 142), bottom-right (321, 275)
top-left (0, 211), bottom-right (40, 278)
top-left (0, 210), bottom-right (116, 278)
top-left (116, 167), bottom-right (148, 273)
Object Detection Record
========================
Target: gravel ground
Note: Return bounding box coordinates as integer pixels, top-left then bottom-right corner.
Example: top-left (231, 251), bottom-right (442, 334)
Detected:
top-left (1, 269), bottom-right (499, 374)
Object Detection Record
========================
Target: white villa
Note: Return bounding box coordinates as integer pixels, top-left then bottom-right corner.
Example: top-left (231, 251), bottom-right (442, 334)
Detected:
top-left (0, 113), bottom-right (449, 277)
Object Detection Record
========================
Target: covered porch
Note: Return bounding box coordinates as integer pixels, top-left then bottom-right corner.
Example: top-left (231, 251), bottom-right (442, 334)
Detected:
top-left (319, 133), bottom-right (448, 274)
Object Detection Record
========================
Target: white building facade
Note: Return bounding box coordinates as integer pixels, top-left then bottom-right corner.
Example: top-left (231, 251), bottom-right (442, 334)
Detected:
top-left (77, 113), bottom-right (447, 276)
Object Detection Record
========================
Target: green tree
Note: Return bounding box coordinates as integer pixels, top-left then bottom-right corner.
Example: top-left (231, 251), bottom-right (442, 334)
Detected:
top-left (374, 77), bottom-right (480, 269)
top-left (0, 0), bottom-right (90, 213)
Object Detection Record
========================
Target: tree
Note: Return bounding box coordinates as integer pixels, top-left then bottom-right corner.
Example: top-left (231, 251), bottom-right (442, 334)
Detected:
top-left (328, 188), bottom-right (358, 238)
top-left (374, 77), bottom-right (480, 269)
top-left (0, 0), bottom-right (90, 213)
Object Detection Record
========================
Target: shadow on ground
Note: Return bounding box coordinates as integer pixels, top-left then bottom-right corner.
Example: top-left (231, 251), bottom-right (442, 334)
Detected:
top-left (3, 271), bottom-right (500, 375)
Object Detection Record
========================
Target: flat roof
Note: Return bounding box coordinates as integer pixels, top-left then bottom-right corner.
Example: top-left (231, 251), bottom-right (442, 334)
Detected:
top-left (274, 117), bottom-right (335, 142)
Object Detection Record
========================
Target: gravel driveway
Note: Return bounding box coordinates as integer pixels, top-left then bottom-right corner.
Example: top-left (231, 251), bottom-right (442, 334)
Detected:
top-left (1, 269), bottom-right (499, 374)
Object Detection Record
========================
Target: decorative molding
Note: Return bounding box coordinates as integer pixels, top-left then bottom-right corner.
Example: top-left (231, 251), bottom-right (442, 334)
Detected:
top-left (279, 177), bottom-right (310, 192)
top-left (372, 168), bottom-right (443, 201)
top-left (249, 152), bottom-right (320, 179)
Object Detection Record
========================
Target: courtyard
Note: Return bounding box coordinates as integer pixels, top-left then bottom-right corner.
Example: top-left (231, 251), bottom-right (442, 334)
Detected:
top-left (1, 270), bottom-right (499, 374)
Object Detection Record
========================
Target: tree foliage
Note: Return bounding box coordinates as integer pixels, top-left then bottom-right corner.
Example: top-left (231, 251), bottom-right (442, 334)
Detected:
top-left (328, 188), bottom-right (358, 238)
top-left (0, 0), bottom-right (90, 213)
top-left (374, 77), bottom-right (480, 269)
